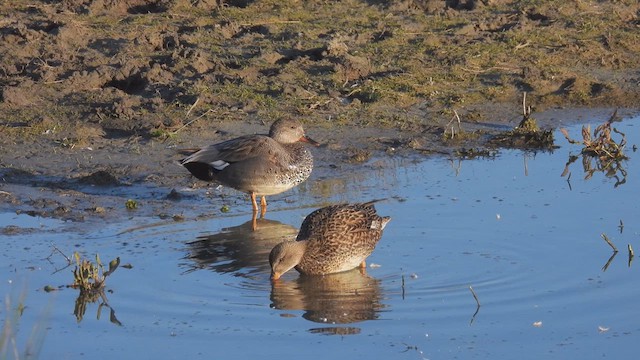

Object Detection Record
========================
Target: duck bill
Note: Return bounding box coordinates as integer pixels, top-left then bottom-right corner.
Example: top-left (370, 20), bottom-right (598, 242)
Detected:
top-left (299, 135), bottom-right (320, 146)
top-left (271, 271), bottom-right (282, 281)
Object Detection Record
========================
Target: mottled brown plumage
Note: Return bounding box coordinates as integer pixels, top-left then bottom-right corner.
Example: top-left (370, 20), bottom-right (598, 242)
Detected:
top-left (269, 201), bottom-right (391, 279)
top-left (181, 119), bottom-right (318, 217)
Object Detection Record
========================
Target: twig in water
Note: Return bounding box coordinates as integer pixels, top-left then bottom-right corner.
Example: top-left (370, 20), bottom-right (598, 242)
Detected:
top-left (601, 233), bottom-right (618, 252)
top-left (401, 274), bottom-right (406, 300)
top-left (469, 285), bottom-right (481, 325)
top-left (50, 243), bottom-right (71, 263)
top-left (628, 244), bottom-right (634, 268)
top-left (602, 252), bottom-right (617, 272)
top-left (618, 220), bottom-right (624, 233)
top-left (46, 243), bottom-right (73, 274)
top-left (400, 343), bottom-right (427, 359)
top-left (566, 172), bottom-right (572, 191)
top-left (469, 286), bottom-right (481, 307)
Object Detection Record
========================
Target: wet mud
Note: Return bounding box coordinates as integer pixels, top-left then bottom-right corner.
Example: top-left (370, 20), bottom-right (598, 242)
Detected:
top-left (1, 0), bottom-right (639, 224)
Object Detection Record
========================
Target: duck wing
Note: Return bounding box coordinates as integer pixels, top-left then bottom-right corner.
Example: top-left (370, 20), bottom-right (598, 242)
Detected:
top-left (297, 202), bottom-right (384, 242)
top-left (182, 135), bottom-right (274, 166)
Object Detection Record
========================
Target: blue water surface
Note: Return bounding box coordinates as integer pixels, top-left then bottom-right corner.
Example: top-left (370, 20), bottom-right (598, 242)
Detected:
top-left (1, 112), bottom-right (639, 360)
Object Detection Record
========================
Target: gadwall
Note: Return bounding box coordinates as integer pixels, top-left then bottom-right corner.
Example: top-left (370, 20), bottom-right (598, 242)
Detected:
top-left (269, 201), bottom-right (391, 279)
top-left (181, 119), bottom-right (319, 219)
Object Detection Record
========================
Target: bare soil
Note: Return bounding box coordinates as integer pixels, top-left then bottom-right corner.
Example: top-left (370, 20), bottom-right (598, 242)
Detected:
top-left (1, 0), bottom-right (639, 224)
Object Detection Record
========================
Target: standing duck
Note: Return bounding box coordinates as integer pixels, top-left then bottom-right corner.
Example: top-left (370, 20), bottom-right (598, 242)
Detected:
top-left (181, 119), bottom-right (319, 220)
top-left (269, 201), bottom-right (391, 280)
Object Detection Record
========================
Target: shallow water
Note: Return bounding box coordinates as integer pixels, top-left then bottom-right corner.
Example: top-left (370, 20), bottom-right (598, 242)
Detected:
top-left (2, 113), bottom-right (639, 359)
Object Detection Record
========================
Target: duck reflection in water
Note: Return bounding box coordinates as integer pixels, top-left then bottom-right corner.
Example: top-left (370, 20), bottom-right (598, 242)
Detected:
top-left (184, 218), bottom-right (297, 277)
top-left (270, 269), bottom-right (386, 334)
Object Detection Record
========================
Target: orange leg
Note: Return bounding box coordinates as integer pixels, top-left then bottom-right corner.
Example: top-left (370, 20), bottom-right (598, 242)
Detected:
top-left (250, 192), bottom-right (259, 214)
top-left (251, 210), bottom-right (258, 231)
top-left (359, 260), bottom-right (368, 275)
top-left (260, 196), bottom-right (267, 218)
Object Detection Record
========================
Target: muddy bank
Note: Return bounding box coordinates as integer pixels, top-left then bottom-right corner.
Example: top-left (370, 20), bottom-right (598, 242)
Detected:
top-left (1, 0), bottom-right (639, 224)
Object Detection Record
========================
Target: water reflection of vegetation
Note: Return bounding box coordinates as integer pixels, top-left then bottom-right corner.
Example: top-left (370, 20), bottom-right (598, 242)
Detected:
top-left (73, 293), bottom-right (121, 326)
top-left (70, 253), bottom-right (122, 325)
top-left (561, 110), bottom-right (628, 188)
top-left (270, 270), bottom-right (385, 335)
top-left (562, 153), bottom-right (627, 187)
top-left (184, 218), bottom-right (296, 276)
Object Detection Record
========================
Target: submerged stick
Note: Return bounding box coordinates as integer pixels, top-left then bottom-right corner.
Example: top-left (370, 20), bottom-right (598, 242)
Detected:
top-left (51, 243), bottom-right (71, 264)
top-left (601, 233), bottom-right (618, 252)
top-left (628, 244), bottom-right (635, 268)
top-left (602, 252), bottom-right (617, 272)
top-left (469, 285), bottom-right (481, 307)
top-left (469, 285), bottom-right (481, 325)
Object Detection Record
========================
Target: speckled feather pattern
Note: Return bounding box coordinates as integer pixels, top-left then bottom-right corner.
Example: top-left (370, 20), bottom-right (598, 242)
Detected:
top-left (294, 201), bottom-right (390, 275)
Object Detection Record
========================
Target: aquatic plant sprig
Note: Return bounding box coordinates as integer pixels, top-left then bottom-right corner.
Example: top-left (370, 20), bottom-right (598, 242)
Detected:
top-left (72, 252), bottom-right (120, 294)
top-left (560, 109), bottom-right (627, 161)
top-left (560, 110), bottom-right (628, 187)
top-left (69, 252), bottom-right (123, 325)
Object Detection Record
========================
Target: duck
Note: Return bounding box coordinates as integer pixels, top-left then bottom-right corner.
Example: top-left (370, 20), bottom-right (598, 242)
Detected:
top-left (269, 201), bottom-right (390, 280)
top-left (181, 119), bottom-right (319, 219)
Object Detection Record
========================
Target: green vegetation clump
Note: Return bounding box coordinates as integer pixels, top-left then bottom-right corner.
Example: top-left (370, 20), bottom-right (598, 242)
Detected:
top-left (71, 252), bottom-right (122, 324)
top-left (72, 252), bottom-right (120, 294)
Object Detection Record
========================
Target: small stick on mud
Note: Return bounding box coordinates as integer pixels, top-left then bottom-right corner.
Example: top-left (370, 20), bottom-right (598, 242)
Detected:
top-left (445, 110), bottom-right (463, 139)
top-left (185, 97), bottom-right (200, 118)
top-left (172, 108), bottom-right (215, 135)
top-left (601, 233), bottom-right (618, 253)
top-left (240, 20), bottom-right (302, 26)
top-left (521, 92), bottom-right (531, 118)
